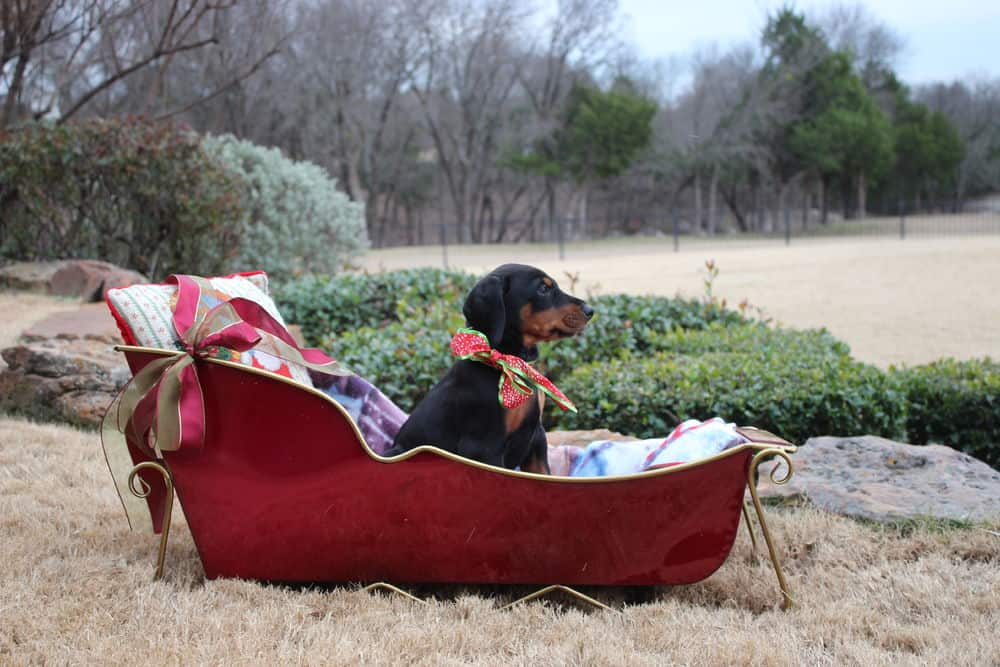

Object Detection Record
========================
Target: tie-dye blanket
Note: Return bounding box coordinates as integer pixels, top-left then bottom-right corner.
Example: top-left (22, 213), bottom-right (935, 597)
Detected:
top-left (567, 418), bottom-right (749, 477)
top-left (318, 374), bottom-right (747, 475)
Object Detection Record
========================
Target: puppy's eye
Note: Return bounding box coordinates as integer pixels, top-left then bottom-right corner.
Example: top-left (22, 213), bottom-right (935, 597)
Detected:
top-left (538, 283), bottom-right (551, 295)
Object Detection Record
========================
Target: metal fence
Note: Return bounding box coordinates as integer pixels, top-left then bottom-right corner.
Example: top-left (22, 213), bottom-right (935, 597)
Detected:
top-left (425, 201), bottom-right (1000, 266)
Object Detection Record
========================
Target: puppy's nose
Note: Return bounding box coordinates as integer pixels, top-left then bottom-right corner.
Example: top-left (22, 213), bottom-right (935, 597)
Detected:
top-left (581, 304), bottom-right (595, 320)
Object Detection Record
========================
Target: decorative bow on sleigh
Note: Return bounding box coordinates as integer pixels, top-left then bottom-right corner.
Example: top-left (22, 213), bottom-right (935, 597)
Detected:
top-left (102, 274), bottom-right (350, 531)
top-left (450, 327), bottom-right (577, 413)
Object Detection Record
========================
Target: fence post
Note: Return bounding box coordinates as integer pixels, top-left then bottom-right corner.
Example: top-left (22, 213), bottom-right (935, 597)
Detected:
top-left (440, 223), bottom-right (449, 269)
top-left (898, 196), bottom-right (906, 240)
top-left (784, 206), bottom-right (791, 246)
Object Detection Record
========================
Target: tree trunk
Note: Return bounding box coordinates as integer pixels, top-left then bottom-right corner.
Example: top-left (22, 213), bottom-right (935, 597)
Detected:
top-left (721, 188), bottom-right (748, 232)
top-left (707, 166), bottom-right (718, 235)
top-left (772, 184), bottom-right (786, 234)
top-left (857, 171), bottom-right (867, 221)
top-left (1, 53), bottom-right (31, 128)
top-left (751, 180), bottom-right (761, 232)
top-left (546, 178), bottom-right (557, 243)
top-left (693, 170), bottom-right (703, 233)
top-left (820, 176), bottom-right (829, 224)
top-left (801, 182), bottom-right (809, 229)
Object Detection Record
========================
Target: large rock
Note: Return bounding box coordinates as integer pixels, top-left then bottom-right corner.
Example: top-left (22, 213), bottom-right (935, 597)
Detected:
top-left (0, 337), bottom-right (129, 427)
top-left (21, 303), bottom-right (123, 344)
top-left (0, 301), bottom-right (130, 427)
top-left (0, 260), bottom-right (146, 301)
top-left (757, 435), bottom-right (1000, 523)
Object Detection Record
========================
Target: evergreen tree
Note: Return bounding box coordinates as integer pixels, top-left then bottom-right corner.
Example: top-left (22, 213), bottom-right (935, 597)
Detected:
top-left (791, 52), bottom-right (894, 220)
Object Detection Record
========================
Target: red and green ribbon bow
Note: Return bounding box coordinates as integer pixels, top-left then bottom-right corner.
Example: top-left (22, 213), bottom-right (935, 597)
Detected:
top-left (102, 274), bottom-right (351, 531)
top-left (450, 327), bottom-right (577, 413)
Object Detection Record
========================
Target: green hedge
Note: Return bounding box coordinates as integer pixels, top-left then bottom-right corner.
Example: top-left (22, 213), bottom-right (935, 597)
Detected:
top-left (648, 321), bottom-right (851, 359)
top-left (280, 270), bottom-right (747, 411)
top-left (270, 269), bottom-right (997, 467)
top-left (551, 348), bottom-right (909, 446)
top-left (537, 295), bottom-right (744, 381)
top-left (0, 119), bottom-right (368, 281)
top-left (894, 358), bottom-right (1000, 466)
top-left (320, 281), bottom-right (467, 412)
top-left (276, 269), bottom-right (476, 345)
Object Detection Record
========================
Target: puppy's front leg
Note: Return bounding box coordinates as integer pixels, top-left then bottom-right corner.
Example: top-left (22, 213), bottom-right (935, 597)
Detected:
top-left (521, 423), bottom-right (550, 475)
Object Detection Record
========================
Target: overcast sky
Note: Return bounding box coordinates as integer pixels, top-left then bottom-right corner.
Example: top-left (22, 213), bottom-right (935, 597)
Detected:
top-left (618, 0), bottom-right (1000, 86)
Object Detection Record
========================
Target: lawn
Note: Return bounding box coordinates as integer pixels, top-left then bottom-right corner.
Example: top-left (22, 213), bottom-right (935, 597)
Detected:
top-left (2, 236), bottom-right (999, 664)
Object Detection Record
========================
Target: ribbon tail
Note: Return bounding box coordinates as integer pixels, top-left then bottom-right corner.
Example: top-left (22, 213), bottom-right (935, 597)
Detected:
top-left (100, 389), bottom-right (153, 532)
top-left (100, 362), bottom-right (178, 534)
top-left (267, 334), bottom-right (353, 377)
top-left (526, 367), bottom-right (577, 412)
top-left (155, 356), bottom-right (203, 452)
top-left (535, 384), bottom-right (578, 413)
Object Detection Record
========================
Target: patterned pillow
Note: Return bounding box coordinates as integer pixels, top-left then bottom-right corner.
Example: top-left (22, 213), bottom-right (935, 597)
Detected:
top-left (106, 271), bottom-right (314, 387)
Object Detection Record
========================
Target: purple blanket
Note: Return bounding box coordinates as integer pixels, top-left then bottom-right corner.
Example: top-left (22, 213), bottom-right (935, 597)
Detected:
top-left (318, 374), bottom-right (407, 455)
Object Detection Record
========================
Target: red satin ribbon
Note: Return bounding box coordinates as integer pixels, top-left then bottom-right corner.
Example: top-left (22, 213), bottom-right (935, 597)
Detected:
top-left (450, 327), bottom-right (576, 413)
top-left (113, 274), bottom-right (347, 457)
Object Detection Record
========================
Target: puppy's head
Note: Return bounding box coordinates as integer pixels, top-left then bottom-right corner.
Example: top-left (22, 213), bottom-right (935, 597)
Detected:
top-left (462, 264), bottom-right (594, 361)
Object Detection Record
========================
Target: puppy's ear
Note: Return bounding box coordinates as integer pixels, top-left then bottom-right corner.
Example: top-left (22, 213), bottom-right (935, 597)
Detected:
top-left (462, 274), bottom-right (505, 347)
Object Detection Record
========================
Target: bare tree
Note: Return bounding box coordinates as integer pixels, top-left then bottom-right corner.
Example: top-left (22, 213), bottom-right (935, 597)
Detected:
top-left (409, 0), bottom-right (529, 243)
top-left (0, 0), bottom-right (284, 128)
top-left (514, 0), bottom-right (622, 240)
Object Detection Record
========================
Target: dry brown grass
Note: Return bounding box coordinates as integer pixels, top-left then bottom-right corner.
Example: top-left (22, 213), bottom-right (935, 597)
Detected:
top-left (2, 241), bottom-right (999, 663)
top-left (1, 416), bottom-right (998, 665)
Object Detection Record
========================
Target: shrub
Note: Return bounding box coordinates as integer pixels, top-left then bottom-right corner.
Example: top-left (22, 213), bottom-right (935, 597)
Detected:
top-left (0, 118), bottom-right (243, 279)
top-left (202, 134), bottom-right (368, 280)
top-left (275, 269), bottom-right (476, 345)
top-left (552, 348), bottom-right (908, 445)
top-left (535, 295), bottom-right (744, 381)
top-left (284, 270), bottom-right (747, 410)
top-left (648, 321), bottom-right (852, 359)
top-left (895, 358), bottom-right (1000, 466)
top-left (321, 282), bottom-right (468, 412)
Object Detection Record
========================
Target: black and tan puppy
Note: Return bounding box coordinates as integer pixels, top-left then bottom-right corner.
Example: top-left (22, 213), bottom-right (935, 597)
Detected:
top-left (388, 264), bottom-right (594, 473)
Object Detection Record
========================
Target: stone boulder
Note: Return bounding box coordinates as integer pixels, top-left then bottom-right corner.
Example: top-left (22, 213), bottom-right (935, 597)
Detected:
top-left (0, 337), bottom-right (129, 427)
top-left (0, 304), bottom-right (129, 428)
top-left (0, 260), bottom-right (146, 301)
top-left (756, 435), bottom-right (1000, 523)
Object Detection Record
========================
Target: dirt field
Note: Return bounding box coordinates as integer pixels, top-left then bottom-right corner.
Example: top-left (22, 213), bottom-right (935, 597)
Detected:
top-left (360, 235), bottom-right (1000, 367)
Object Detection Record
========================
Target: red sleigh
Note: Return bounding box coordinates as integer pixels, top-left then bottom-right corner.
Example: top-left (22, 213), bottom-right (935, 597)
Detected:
top-left (115, 344), bottom-right (798, 610)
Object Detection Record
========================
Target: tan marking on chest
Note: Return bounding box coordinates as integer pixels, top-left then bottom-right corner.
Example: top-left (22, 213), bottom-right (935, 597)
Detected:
top-left (504, 390), bottom-right (540, 434)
